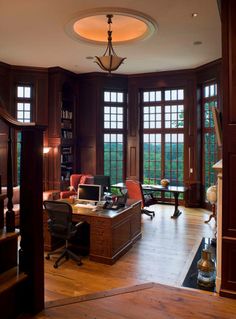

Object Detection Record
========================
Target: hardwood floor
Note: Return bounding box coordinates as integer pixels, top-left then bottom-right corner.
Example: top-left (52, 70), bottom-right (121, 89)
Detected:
top-left (44, 204), bottom-right (215, 303)
top-left (24, 283), bottom-right (236, 319)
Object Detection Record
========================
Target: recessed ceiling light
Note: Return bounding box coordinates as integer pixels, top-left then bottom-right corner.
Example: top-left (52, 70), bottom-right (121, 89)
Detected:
top-left (192, 13), bottom-right (198, 18)
top-left (193, 41), bottom-right (202, 45)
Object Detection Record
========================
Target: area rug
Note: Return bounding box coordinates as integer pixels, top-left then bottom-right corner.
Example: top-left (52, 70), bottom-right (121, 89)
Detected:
top-left (182, 237), bottom-right (216, 292)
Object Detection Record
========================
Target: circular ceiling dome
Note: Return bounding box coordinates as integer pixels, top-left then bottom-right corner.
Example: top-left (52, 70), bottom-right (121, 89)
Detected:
top-left (65, 8), bottom-right (157, 45)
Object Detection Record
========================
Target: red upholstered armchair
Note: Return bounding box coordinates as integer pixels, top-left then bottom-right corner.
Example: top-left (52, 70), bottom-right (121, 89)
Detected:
top-left (125, 179), bottom-right (157, 219)
top-left (60, 174), bottom-right (94, 199)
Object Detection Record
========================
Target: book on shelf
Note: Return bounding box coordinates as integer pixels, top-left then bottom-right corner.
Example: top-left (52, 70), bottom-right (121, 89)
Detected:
top-left (61, 121), bottom-right (72, 129)
top-left (62, 130), bottom-right (73, 139)
top-left (61, 154), bottom-right (73, 163)
top-left (61, 164), bottom-right (73, 174)
top-left (62, 146), bottom-right (72, 154)
top-left (61, 109), bottom-right (72, 119)
top-left (61, 171), bottom-right (71, 181)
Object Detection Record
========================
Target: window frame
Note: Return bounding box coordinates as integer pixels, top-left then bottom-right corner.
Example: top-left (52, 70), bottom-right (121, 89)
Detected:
top-left (15, 83), bottom-right (34, 123)
top-left (15, 83), bottom-right (34, 185)
top-left (103, 89), bottom-right (127, 185)
top-left (140, 87), bottom-right (185, 202)
top-left (201, 81), bottom-right (219, 205)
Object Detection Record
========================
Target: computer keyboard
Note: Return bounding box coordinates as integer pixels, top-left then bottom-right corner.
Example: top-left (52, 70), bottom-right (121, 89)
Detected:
top-left (75, 203), bottom-right (96, 209)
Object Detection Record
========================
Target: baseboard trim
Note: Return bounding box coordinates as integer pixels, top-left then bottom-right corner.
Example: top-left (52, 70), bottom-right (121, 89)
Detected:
top-left (220, 288), bottom-right (236, 299)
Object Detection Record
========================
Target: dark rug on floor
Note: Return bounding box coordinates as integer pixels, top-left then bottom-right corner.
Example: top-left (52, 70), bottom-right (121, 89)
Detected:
top-left (182, 237), bottom-right (216, 292)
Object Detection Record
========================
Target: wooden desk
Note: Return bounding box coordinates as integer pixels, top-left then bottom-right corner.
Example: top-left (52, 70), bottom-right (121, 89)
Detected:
top-left (43, 199), bottom-right (142, 265)
top-left (112, 183), bottom-right (187, 219)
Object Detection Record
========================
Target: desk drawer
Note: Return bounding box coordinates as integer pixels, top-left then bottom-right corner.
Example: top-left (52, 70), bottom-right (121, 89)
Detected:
top-left (73, 214), bottom-right (91, 224)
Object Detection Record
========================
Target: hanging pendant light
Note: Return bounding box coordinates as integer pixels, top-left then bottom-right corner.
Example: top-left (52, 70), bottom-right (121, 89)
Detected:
top-left (94, 14), bottom-right (126, 74)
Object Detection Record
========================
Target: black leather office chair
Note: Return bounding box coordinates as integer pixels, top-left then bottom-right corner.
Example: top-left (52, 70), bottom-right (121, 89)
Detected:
top-left (43, 200), bottom-right (83, 268)
top-left (125, 179), bottom-right (157, 219)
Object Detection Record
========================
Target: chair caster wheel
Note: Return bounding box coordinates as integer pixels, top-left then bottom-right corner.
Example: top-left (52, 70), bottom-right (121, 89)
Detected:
top-left (45, 255), bottom-right (50, 260)
top-left (53, 264), bottom-right (58, 269)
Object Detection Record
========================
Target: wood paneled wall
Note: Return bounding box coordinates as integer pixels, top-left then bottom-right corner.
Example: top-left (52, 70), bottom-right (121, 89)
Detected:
top-left (76, 67), bottom-right (220, 207)
top-left (76, 66), bottom-right (220, 207)
top-left (47, 67), bottom-right (78, 190)
top-left (0, 65), bottom-right (49, 186)
top-left (128, 71), bottom-right (197, 206)
top-left (196, 60), bottom-right (222, 208)
top-left (221, 0), bottom-right (236, 298)
top-left (0, 62), bottom-right (9, 185)
top-left (77, 73), bottom-right (128, 175)
top-left (0, 61), bottom-right (221, 204)
top-left (9, 66), bottom-right (49, 124)
top-left (3, 35), bottom-right (236, 297)
top-left (0, 62), bottom-right (10, 108)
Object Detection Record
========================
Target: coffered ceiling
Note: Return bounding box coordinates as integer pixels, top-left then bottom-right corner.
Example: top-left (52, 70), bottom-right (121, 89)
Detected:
top-left (0, 0), bottom-right (221, 74)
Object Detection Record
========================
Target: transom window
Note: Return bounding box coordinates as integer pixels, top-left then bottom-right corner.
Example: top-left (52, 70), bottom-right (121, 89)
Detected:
top-left (103, 90), bottom-right (126, 184)
top-left (104, 106), bottom-right (123, 129)
top-left (143, 106), bottom-right (162, 129)
top-left (16, 85), bottom-right (33, 122)
top-left (165, 105), bottom-right (184, 128)
top-left (142, 88), bottom-right (185, 197)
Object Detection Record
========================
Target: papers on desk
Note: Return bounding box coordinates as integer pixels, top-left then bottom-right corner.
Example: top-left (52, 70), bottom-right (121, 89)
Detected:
top-left (143, 185), bottom-right (153, 189)
top-left (75, 203), bottom-right (96, 209)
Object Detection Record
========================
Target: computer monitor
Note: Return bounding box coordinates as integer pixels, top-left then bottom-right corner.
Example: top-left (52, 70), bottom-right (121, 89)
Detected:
top-left (77, 184), bottom-right (101, 203)
top-left (93, 175), bottom-right (111, 195)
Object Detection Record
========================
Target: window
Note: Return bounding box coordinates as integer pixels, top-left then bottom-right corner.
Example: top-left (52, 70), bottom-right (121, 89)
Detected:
top-left (202, 83), bottom-right (218, 195)
top-left (142, 88), bottom-right (185, 200)
top-left (103, 91), bottom-right (126, 184)
top-left (16, 85), bottom-right (33, 122)
top-left (15, 84), bottom-right (33, 184)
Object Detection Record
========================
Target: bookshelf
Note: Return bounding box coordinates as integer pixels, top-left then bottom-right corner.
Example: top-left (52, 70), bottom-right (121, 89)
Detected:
top-left (48, 68), bottom-right (78, 191)
top-left (60, 85), bottom-right (75, 190)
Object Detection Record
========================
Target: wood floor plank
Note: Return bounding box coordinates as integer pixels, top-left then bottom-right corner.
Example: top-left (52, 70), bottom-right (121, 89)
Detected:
top-left (27, 283), bottom-right (236, 319)
top-left (44, 204), bottom-right (216, 302)
top-left (20, 204), bottom-right (235, 319)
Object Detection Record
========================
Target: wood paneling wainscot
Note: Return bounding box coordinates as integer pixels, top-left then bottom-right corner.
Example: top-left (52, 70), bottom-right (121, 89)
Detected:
top-left (221, 0), bottom-right (236, 298)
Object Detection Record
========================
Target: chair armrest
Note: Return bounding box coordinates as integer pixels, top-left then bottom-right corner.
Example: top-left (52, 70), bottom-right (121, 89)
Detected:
top-left (75, 221), bottom-right (84, 228)
top-left (60, 190), bottom-right (77, 199)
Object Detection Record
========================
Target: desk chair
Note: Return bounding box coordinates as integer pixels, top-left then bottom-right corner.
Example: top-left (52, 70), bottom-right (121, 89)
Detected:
top-left (125, 179), bottom-right (157, 219)
top-left (43, 200), bottom-right (83, 268)
top-left (60, 174), bottom-right (94, 199)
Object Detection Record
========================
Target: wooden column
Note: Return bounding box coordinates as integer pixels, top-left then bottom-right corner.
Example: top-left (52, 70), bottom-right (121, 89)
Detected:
top-left (213, 159), bottom-right (222, 293)
top-left (5, 127), bottom-right (15, 232)
top-left (221, 0), bottom-right (236, 298)
top-left (20, 126), bottom-right (45, 312)
top-left (127, 82), bottom-right (140, 180)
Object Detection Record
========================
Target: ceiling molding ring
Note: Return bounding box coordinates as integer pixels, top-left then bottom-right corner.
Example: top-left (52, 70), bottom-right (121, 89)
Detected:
top-left (65, 7), bottom-right (158, 46)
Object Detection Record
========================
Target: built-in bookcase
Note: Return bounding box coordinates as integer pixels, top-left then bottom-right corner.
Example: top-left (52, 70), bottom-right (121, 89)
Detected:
top-left (48, 68), bottom-right (77, 191)
top-left (60, 92), bottom-right (75, 190)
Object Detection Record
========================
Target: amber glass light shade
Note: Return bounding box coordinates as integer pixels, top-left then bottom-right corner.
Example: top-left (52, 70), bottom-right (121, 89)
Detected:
top-left (95, 55), bottom-right (126, 72)
top-left (94, 14), bottom-right (126, 74)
